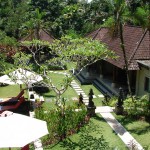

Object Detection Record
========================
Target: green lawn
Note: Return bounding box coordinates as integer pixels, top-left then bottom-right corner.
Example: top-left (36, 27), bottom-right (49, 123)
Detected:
top-left (0, 84), bottom-right (28, 98)
top-left (113, 113), bottom-right (150, 149)
top-left (42, 72), bottom-right (78, 110)
top-left (0, 85), bottom-right (20, 98)
top-left (44, 71), bottom-right (104, 107)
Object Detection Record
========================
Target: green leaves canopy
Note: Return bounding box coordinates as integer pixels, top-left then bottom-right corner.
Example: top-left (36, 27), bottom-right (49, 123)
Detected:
top-left (21, 36), bottom-right (116, 71)
top-left (48, 36), bottom-right (116, 68)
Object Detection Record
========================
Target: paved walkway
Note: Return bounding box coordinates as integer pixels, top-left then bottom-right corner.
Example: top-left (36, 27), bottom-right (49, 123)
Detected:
top-left (40, 71), bottom-right (144, 150)
top-left (49, 71), bottom-right (89, 105)
top-left (68, 74), bottom-right (144, 150)
top-left (95, 107), bottom-right (144, 150)
top-left (71, 80), bottom-right (89, 105)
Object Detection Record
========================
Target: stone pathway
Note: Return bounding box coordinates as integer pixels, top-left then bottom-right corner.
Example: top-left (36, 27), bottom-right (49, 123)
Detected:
top-left (71, 80), bottom-right (89, 105)
top-left (95, 107), bottom-right (144, 150)
top-left (42, 71), bottom-right (144, 150)
top-left (49, 71), bottom-right (90, 105)
top-left (98, 94), bottom-right (104, 98)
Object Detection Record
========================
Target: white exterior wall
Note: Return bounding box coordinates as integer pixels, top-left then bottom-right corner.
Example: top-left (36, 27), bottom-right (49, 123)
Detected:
top-left (136, 66), bottom-right (150, 96)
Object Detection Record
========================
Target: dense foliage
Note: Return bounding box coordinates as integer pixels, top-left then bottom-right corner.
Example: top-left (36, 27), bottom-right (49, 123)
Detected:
top-left (35, 102), bottom-right (87, 144)
top-left (0, 0), bottom-right (149, 39)
top-left (124, 96), bottom-right (150, 120)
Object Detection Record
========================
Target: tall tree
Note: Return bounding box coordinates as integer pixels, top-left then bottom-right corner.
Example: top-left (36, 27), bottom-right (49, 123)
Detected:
top-left (20, 8), bottom-right (46, 39)
top-left (20, 36), bottom-right (116, 103)
top-left (0, 0), bottom-right (29, 38)
top-left (104, 0), bottom-right (134, 99)
top-left (133, 4), bottom-right (150, 30)
top-left (0, 30), bottom-right (17, 74)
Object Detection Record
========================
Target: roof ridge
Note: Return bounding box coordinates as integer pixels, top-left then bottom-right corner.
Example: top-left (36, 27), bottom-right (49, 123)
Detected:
top-left (41, 29), bottom-right (55, 39)
top-left (124, 24), bottom-right (142, 28)
top-left (92, 28), bottom-right (101, 40)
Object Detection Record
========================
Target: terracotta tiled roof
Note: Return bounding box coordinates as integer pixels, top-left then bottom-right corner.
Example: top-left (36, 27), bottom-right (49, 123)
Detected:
top-left (20, 29), bottom-right (55, 43)
top-left (87, 25), bottom-right (150, 70)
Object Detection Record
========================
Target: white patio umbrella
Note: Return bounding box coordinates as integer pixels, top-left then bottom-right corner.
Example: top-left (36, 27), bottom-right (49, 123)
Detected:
top-left (0, 111), bottom-right (48, 148)
top-left (0, 68), bottom-right (43, 85)
top-left (0, 74), bottom-right (16, 85)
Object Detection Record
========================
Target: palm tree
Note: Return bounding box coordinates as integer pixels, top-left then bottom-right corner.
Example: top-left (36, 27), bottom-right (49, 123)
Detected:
top-left (133, 4), bottom-right (150, 30)
top-left (20, 8), bottom-right (45, 39)
top-left (105, 0), bottom-right (134, 100)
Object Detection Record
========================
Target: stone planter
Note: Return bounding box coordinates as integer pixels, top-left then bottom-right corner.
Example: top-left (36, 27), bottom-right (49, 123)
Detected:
top-left (115, 105), bottom-right (124, 115)
top-left (87, 106), bottom-right (96, 117)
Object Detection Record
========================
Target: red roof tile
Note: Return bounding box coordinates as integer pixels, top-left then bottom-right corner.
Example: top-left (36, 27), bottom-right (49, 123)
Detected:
top-left (20, 29), bottom-right (55, 43)
top-left (87, 25), bottom-right (150, 70)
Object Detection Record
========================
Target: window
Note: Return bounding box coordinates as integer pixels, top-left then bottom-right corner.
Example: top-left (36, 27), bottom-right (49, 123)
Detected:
top-left (144, 77), bottom-right (150, 92)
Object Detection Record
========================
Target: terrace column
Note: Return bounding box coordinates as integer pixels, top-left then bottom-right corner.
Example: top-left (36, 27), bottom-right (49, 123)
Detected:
top-left (85, 66), bottom-right (90, 77)
top-left (111, 66), bottom-right (117, 87)
top-left (99, 61), bottom-right (103, 79)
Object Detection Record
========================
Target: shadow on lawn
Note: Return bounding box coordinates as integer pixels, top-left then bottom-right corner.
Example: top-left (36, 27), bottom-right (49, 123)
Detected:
top-left (114, 114), bottom-right (150, 136)
top-left (43, 94), bottom-right (56, 98)
top-left (92, 114), bottom-right (107, 123)
top-left (59, 121), bottom-right (110, 150)
top-left (114, 115), bottom-right (133, 125)
top-left (128, 125), bottom-right (150, 135)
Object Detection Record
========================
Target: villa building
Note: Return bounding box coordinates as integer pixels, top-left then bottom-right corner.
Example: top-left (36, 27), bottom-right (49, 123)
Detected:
top-left (77, 25), bottom-right (150, 97)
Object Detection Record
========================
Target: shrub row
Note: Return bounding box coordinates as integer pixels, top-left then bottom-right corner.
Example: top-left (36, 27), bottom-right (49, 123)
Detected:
top-left (35, 103), bottom-right (88, 145)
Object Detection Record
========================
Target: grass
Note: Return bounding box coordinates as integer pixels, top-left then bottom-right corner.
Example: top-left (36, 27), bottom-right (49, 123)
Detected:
top-left (44, 70), bottom-right (104, 107)
top-left (113, 113), bottom-right (150, 149)
top-left (0, 84), bottom-right (28, 98)
top-left (81, 84), bottom-right (103, 106)
top-left (42, 71), bottom-right (78, 107)
top-left (0, 85), bottom-right (20, 98)
top-left (44, 114), bottom-right (127, 150)
top-left (42, 85), bottom-right (77, 101)
top-left (70, 78), bottom-right (104, 106)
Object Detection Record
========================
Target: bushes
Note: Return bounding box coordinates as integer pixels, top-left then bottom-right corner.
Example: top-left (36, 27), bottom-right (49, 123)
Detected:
top-left (102, 96), bottom-right (117, 107)
top-left (107, 96), bottom-right (118, 107)
top-left (48, 63), bottom-right (67, 70)
top-left (35, 103), bottom-right (87, 145)
top-left (124, 95), bottom-right (150, 120)
top-left (105, 94), bottom-right (150, 121)
top-left (31, 82), bottom-right (50, 94)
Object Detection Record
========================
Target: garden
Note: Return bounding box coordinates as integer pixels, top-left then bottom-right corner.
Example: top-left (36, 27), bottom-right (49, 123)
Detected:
top-left (0, 0), bottom-right (149, 149)
top-left (0, 69), bottom-right (150, 150)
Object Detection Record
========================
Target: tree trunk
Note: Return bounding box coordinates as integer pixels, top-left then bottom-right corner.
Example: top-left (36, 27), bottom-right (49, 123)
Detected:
top-left (119, 23), bottom-right (134, 101)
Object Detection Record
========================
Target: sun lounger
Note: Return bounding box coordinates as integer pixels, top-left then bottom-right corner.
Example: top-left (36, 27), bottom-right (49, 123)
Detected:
top-left (21, 144), bottom-right (29, 150)
top-left (0, 96), bottom-right (25, 113)
top-left (0, 89), bottom-right (24, 104)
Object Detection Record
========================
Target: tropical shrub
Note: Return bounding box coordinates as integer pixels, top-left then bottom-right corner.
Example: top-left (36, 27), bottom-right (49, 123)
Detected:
top-left (107, 96), bottom-right (118, 107)
top-left (124, 95), bottom-right (150, 120)
top-left (35, 102), bottom-right (87, 145)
